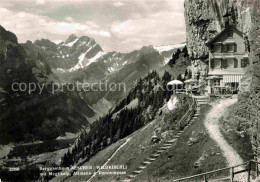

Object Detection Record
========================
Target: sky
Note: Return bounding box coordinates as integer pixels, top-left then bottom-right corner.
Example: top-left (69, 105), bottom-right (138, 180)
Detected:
top-left (0, 0), bottom-right (186, 52)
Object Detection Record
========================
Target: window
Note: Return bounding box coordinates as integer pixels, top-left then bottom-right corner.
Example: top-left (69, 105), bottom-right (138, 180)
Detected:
top-left (228, 30), bottom-right (233, 37)
top-left (227, 59), bottom-right (234, 68)
top-left (241, 58), bottom-right (250, 68)
top-left (213, 44), bottom-right (220, 52)
top-left (221, 44), bottom-right (226, 53)
top-left (221, 59), bottom-right (228, 68)
top-left (227, 44), bottom-right (233, 52)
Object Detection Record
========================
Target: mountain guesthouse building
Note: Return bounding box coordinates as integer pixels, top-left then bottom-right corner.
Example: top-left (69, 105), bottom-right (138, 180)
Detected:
top-left (206, 25), bottom-right (251, 95)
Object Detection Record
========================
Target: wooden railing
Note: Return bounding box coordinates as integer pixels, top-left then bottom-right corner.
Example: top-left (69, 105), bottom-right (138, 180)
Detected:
top-left (179, 99), bottom-right (197, 130)
top-left (173, 160), bottom-right (260, 182)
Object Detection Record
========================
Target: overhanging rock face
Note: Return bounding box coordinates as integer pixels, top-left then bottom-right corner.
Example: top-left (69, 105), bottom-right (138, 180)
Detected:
top-left (184, 0), bottom-right (252, 59)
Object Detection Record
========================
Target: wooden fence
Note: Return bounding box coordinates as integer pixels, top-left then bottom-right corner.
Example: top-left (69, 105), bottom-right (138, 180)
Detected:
top-left (173, 160), bottom-right (260, 182)
top-left (178, 99), bottom-right (197, 130)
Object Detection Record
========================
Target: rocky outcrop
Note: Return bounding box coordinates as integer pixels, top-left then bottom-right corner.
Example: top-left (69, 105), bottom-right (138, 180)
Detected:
top-left (184, 0), bottom-right (252, 58)
top-left (0, 25), bottom-right (18, 44)
top-left (189, 59), bottom-right (208, 80)
top-left (240, 63), bottom-right (260, 159)
top-left (239, 0), bottom-right (260, 159)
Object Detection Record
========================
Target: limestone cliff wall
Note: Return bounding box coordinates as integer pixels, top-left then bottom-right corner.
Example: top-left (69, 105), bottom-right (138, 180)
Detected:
top-left (184, 0), bottom-right (252, 58)
top-left (184, 0), bottom-right (260, 159)
top-left (240, 0), bottom-right (260, 159)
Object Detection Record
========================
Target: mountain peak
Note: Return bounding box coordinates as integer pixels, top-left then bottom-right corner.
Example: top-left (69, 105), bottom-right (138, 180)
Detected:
top-left (0, 24), bottom-right (18, 43)
top-left (65, 34), bottom-right (78, 44)
top-left (34, 39), bottom-right (57, 49)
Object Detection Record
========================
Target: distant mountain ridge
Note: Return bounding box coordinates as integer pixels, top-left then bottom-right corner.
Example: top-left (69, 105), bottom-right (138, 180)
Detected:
top-left (26, 34), bottom-right (186, 105)
top-left (0, 24), bottom-right (188, 144)
top-left (22, 34), bottom-right (104, 70)
top-left (23, 34), bottom-right (185, 73)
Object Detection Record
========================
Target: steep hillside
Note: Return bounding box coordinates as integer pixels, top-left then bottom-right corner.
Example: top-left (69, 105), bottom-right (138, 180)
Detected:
top-left (48, 68), bottom-right (193, 182)
top-left (0, 25), bottom-right (95, 144)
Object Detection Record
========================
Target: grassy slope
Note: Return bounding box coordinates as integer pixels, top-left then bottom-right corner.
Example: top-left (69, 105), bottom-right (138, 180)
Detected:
top-left (61, 96), bottom-right (254, 182)
top-left (219, 102), bottom-right (254, 162)
top-left (86, 115), bottom-right (162, 182)
top-left (137, 104), bottom-right (228, 182)
top-left (158, 58), bottom-right (189, 79)
top-left (74, 103), bottom-right (229, 182)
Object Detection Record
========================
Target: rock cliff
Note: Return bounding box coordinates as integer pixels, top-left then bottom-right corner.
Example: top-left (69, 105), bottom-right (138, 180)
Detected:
top-left (184, 0), bottom-right (253, 58)
top-left (184, 0), bottom-right (260, 159)
top-left (239, 0), bottom-right (260, 159)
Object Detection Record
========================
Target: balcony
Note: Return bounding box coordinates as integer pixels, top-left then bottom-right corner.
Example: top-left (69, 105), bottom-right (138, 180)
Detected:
top-left (211, 52), bottom-right (246, 57)
top-left (208, 68), bottom-right (245, 75)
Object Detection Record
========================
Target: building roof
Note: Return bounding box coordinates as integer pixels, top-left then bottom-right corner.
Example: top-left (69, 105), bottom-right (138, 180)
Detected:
top-left (206, 25), bottom-right (243, 46)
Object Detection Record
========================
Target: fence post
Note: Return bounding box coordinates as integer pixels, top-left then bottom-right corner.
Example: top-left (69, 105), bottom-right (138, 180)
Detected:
top-left (256, 161), bottom-right (259, 178)
top-left (231, 167), bottom-right (234, 182)
top-left (248, 161), bottom-right (251, 182)
top-left (204, 174), bottom-right (207, 182)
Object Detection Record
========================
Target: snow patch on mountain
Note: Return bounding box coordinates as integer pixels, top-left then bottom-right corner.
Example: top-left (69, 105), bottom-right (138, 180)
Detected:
top-left (57, 68), bottom-right (66, 72)
top-left (69, 50), bottom-right (105, 72)
top-left (64, 37), bottom-right (79, 47)
top-left (108, 67), bottom-right (115, 73)
top-left (87, 51), bottom-right (104, 66)
top-left (78, 48), bottom-right (92, 66)
top-left (154, 43), bottom-right (186, 53)
top-left (153, 43), bottom-right (186, 65)
top-left (163, 56), bottom-right (174, 65)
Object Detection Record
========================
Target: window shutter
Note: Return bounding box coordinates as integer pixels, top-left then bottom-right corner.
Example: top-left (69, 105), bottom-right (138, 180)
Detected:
top-left (234, 59), bottom-right (238, 68)
top-left (211, 59), bottom-right (214, 69)
top-left (234, 44), bottom-right (237, 52)
top-left (241, 59), bottom-right (244, 68)
top-left (245, 58), bottom-right (249, 67)
top-left (222, 44), bottom-right (226, 53)
top-left (241, 59), bottom-right (249, 68)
